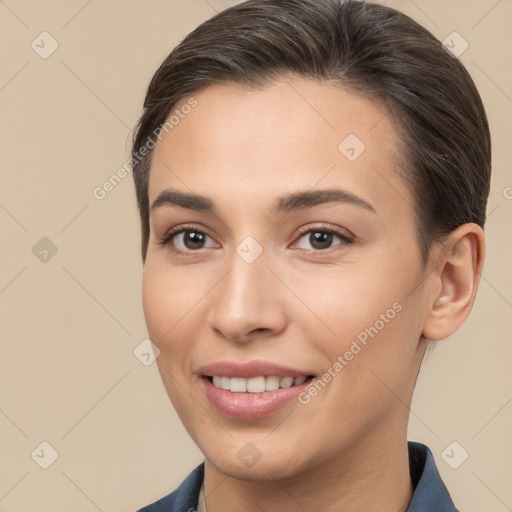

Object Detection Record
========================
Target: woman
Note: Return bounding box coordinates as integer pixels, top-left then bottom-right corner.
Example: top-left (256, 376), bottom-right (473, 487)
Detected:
top-left (131, 1), bottom-right (490, 510)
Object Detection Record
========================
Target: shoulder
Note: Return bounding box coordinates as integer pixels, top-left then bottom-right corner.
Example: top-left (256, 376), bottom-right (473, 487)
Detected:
top-left (136, 462), bottom-right (204, 512)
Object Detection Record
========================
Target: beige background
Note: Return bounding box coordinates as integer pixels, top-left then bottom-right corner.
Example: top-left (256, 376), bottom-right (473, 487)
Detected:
top-left (1, 0), bottom-right (511, 510)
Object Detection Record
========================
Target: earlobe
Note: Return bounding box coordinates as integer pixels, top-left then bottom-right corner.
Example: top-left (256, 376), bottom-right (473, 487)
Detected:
top-left (422, 224), bottom-right (485, 342)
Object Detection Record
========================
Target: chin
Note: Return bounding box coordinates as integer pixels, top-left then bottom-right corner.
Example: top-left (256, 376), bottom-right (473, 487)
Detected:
top-left (206, 449), bottom-right (304, 482)
top-left (195, 428), bottom-right (319, 482)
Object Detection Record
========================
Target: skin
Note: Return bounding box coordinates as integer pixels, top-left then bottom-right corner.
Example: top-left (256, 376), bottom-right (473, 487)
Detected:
top-left (142, 78), bottom-right (485, 512)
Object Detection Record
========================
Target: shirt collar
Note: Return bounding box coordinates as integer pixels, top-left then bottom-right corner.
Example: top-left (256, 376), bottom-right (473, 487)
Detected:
top-left (139, 441), bottom-right (459, 511)
top-left (406, 441), bottom-right (460, 511)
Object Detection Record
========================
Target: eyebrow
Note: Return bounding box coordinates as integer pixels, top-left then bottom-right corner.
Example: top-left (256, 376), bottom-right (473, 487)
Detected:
top-left (150, 187), bottom-right (376, 215)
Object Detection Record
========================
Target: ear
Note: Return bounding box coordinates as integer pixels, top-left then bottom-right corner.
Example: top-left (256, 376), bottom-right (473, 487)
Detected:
top-left (422, 223), bottom-right (485, 342)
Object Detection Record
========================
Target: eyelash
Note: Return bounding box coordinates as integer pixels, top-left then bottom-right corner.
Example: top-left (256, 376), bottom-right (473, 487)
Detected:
top-left (158, 223), bottom-right (353, 256)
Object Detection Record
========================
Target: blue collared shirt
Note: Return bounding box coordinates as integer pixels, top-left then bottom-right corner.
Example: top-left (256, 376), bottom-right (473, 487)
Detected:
top-left (137, 441), bottom-right (460, 511)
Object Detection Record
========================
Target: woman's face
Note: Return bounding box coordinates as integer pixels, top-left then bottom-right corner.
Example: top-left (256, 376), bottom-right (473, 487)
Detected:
top-left (142, 79), bottom-right (432, 479)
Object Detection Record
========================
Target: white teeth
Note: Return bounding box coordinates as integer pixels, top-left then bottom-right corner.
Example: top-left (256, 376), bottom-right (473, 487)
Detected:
top-left (247, 376), bottom-right (266, 393)
top-left (221, 376), bottom-right (230, 390)
top-left (265, 376), bottom-right (280, 391)
top-left (210, 375), bottom-right (309, 392)
top-left (229, 377), bottom-right (247, 392)
top-left (279, 377), bottom-right (294, 388)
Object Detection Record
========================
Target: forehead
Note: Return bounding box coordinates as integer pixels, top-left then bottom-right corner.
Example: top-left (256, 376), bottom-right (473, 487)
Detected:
top-left (148, 79), bottom-right (413, 220)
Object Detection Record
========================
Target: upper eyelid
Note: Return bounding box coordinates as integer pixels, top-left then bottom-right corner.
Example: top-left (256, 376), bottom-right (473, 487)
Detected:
top-left (295, 224), bottom-right (351, 237)
top-left (164, 223), bottom-right (347, 238)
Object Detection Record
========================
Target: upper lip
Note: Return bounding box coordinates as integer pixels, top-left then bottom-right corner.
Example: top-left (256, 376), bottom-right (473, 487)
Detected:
top-left (198, 360), bottom-right (315, 379)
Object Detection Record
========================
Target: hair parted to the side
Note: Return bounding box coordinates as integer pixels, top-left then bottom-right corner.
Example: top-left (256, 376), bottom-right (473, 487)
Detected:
top-left (131, 0), bottom-right (491, 265)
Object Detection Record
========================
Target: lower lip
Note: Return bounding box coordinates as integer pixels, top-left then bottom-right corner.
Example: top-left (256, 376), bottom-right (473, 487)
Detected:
top-left (201, 377), bottom-right (312, 420)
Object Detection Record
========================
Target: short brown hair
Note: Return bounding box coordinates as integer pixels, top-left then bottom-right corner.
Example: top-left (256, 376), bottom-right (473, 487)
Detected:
top-left (131, 0), bottom-right (491, 264)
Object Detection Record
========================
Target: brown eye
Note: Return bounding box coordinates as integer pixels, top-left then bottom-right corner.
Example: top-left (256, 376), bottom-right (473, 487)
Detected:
top-left (295, 227), bottom-right (352, 251)
top-left (160, 227), bottom-right (218, 253)
top-left (181, 231), bottom-right (207, 250)
top-left (309, 231), bottom-right (334, 250)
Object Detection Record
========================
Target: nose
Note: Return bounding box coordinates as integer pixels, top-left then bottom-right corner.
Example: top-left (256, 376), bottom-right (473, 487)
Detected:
top-left (206, 248), bottom-right (288, 344)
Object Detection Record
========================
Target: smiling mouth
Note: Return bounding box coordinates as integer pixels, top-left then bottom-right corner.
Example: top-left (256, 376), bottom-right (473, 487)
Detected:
top-left (205, 375), bottom-right (315, 393)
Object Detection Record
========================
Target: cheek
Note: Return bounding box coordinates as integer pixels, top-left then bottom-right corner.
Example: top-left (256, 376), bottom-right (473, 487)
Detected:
top-left (306, 258), bottom-right (424, 394)
top-left (141, 264), bottom-right (168, 346)
top-left (327, 292), bottom-right (423, 416)
top-left (290, 262), bottom-right (404, 341)
top-left (142, 262), bottom-right (204, 416)
top-left (141, 260), bottom-right (199, 354)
